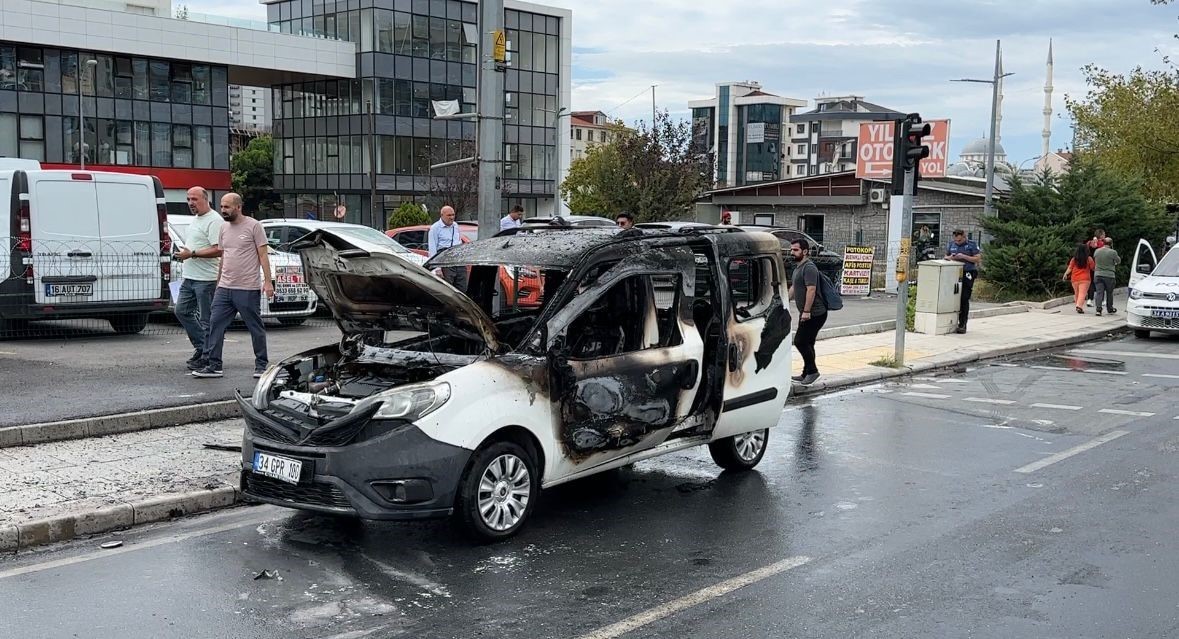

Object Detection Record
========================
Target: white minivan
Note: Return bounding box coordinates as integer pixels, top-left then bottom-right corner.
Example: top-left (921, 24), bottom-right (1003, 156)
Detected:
top-left (1127, 239), bottom-right (1179, 338)
top-left (0, 160), bottom-right (171, 335)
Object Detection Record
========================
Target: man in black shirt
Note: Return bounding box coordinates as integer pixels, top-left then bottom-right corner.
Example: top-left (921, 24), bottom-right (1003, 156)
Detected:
top-left (789, 239), bottom-right (827, 385)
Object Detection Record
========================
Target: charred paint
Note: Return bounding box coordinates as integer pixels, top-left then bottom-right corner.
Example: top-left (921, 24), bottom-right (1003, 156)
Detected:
top-left (753, 297), bottom-right (792, 373)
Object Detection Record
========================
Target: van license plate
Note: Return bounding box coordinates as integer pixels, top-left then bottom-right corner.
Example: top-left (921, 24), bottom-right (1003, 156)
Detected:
top-left (253, 452), bottom-right (302, 484)
top-left (46, 283), bottom-right (93, 297)
top-left (1153, 310), bottom-right (1179, 319)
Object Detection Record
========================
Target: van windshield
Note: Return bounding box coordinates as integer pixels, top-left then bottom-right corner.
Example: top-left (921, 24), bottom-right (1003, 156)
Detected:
top-left (1153, 246), bottom-right (1179, 277)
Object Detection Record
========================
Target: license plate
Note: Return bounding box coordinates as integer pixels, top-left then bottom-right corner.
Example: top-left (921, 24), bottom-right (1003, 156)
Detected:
top-left (45, 283), bottom-right (93, 297)
top-left (253, 451), bottom-right (302, 484)
top-left (1153, 310), bottom-right (1179, 319)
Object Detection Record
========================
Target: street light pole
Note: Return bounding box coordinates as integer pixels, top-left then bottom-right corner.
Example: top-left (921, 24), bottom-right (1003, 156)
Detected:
top-left (475, 0), bottom-right (506, 239)
top-left (542, 106), bottom-right (569, 215)
top-left (951, 40), bottom-right (1013, 222)
top-left (80, 59), bottom-right (97, 170)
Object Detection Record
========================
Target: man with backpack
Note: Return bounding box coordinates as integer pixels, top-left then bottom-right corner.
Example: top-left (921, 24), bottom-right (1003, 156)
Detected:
top-left (789, 238), bottom-right (832, 385)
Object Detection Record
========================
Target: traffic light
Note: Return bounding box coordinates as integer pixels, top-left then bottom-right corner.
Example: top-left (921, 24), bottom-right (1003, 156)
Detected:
top-left (891, 113), bottom-right (931, 194)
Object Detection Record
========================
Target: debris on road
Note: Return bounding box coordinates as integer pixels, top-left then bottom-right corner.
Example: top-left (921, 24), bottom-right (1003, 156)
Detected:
top-left (254, 569), bottom-right (283, 581)
top-left (203, 443), bottom-right (242, 452)
top-left (100, 541), bottom-right (123, 549)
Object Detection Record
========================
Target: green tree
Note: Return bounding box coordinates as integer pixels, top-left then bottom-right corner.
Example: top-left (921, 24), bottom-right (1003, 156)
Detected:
top-left (387, 201), bottom-right (429, 229)
top-left (982, 156), bottom-right (1170, 298)
top-left (231, 134), bottom-right (280, 215)
top-left (560, 110), bottom-right (711, 222)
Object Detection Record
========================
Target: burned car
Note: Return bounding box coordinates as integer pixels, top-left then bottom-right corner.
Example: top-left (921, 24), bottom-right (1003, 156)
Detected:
top-left (238, 226), bottom-right (793, 540)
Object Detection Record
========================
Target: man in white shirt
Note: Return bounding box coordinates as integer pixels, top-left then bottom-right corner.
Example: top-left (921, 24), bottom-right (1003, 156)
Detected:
top-left (427, 205), bottom-right (468, 291)
top-left (500, 204), bottom-right (525, 232)
top-left (174, 186), bottom-right (224, 370)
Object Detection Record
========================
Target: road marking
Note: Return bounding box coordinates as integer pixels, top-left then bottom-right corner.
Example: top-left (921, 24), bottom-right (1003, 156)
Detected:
top-left (0, 509), bottom-right (280, 580)
top-left (1071, 349), bottom-right (1179, 361)
top-left (903, 392), bottom-right (952, 399)
top-left (963, 397), bottom-right (1017, 405)
top-left (1014, 430), bottom-right (1130, 474)
top-left (1031, 365), bottom-right (1073, 372)
top-left (1082, 369), bottom-right (1128, 376)
top-left (575, 555), bottom-right (812, 639)
top-left (910, 383), bottom-right (942, 390)
top-left (1098, 409), bottom-right (1156, 417)
top-left (1143, 373), bottom-right (1179, 380)
top-left (1030, 403), bottom-right (1084, 411)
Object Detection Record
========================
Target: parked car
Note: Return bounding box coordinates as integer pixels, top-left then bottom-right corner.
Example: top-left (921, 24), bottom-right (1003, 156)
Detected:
top-left (167, 215), bottom-right (317, 327)
top-left (0, 160), bottom-right (170, 335)
top-left (1127, 239), bottom-right (1179, 339)
top-left (522, 215), bottom-right (616, 227)
top-left (259, 219), bottom-right (428, 269)
top-left (386, 223), bottom-right (544, 308)
top-left (239, 225), bottom-right (793, 540)
top-left (737, 225), bottom-right (844, 282)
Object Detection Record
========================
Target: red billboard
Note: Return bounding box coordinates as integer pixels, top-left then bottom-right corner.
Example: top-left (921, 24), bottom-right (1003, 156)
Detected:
top-left (855, 119), bottom-right (950, 179)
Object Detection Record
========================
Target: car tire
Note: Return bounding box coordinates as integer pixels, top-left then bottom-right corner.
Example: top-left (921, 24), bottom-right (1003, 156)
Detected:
top-left (708, 428), bottom-right (769, 471)
top-left (454, 441), bottom-right (538, 542)
top-left (109, 313), bottom-right (149, 335)
top-left (277, 317), bottom-right (307, 328)
top-left (1134, 329), bottom-right (1151, 339)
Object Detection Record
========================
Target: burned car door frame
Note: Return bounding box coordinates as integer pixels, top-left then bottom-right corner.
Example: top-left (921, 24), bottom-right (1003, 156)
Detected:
top-left (541, 247), bottom-right (709, 478)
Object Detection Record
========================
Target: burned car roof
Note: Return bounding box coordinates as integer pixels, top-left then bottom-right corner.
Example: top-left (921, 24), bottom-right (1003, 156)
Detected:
top-left (427, 228), bottom-right (625, 270)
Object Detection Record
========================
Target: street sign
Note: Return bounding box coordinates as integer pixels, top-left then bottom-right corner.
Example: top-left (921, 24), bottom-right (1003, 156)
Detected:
top-left (855, 119), bottom-right (950, 179)
top-left (493, 30), bottom-right (507, 63)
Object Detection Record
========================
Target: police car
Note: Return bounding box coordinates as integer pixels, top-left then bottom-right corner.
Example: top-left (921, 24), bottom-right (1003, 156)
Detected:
top-left (1126, 239), bottom-right (1179, 338)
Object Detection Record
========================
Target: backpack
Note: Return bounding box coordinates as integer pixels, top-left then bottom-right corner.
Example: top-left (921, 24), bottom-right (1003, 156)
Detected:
top-left (817, 271), bottom-right (843, 311)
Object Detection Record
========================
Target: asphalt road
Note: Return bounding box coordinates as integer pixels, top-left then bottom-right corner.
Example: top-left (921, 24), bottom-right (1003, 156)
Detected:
top-left (0, 297), bottom-right (915, 426)
top-left (2, 334), bottom-right (1177, 639)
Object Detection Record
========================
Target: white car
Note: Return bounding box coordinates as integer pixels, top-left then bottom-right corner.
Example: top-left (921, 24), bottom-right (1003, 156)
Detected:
top-left (1127, 239), bottom-right (1179, 338)
top-left (258, 219), bottom-right (428, 269)
top-left (167, 215), bottom-right (317, 327)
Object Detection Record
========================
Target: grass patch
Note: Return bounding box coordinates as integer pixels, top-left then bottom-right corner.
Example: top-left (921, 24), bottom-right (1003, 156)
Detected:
top-left (972, 278), bottom-right (1065, 303)
top-left (869, 355), bottom-right (902, 368)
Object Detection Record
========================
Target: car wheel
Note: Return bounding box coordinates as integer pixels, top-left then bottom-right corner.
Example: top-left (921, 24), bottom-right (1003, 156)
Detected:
top-left (1134, 329), bottom-right (1151, 339)
top-left (277, 317), bottom-right (307, 328)
top-left (454, 441), bottom-right (538, 542)
top-left (708, 428), bottom-right (769, 471)
top-left (109, 313), bottom-right (149, 335)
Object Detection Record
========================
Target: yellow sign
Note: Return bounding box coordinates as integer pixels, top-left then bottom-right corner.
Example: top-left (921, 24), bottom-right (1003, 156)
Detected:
top-left (493, 30), bottom-right (507, 63)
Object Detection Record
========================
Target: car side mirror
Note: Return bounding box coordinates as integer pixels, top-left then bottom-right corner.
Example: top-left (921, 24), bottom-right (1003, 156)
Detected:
top-left (1138, 263), bottom-right (1153, 274)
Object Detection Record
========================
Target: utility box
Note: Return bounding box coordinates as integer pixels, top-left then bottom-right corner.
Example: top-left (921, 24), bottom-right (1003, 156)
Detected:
top-left (914, 260), bottom-right (963, 335)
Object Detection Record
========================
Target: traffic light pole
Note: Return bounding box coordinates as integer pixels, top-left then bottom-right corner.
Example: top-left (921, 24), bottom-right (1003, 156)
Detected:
top-left (893, 167), bottom-right (916, 367)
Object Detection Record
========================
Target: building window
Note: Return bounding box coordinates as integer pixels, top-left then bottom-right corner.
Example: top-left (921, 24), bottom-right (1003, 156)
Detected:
top-left (575, 128), bottom-right (582, 141)
top-left (0, 48), bottom-right (15, 91)
top-left (115, 120), bottom-right (133, 164)
top-left (149, 61), bottom-right (170, 102)
top-left (194, 125), bottom-right (212, 169)
top-left (795, 165), bottom-right (805, 176)
top-left (133, 59), bottom-right (149, 100)
top-left (796, 143), bottom-right (806, 155)
top-left (114, 57), bottom-right (133, 99)
top-left (192, 65), bottom-right (211, 105)
top-left (134, 121), bottom-right (151, 165)
top-left (796, 124), bottom-right (805, 134)
top-left (0, 114), bottom-right (17, 157)
top-left (19, 115), bottom-right (45, 161)
top-left (151, 122), bottom-right (170, 165)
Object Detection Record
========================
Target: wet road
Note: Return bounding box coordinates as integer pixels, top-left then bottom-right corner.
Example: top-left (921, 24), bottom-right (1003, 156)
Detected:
top-left (3, 334), bottom-right (1178, 638)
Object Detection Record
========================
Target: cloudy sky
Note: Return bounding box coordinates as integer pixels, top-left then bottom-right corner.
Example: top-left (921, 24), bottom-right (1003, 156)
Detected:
top-left (187, 0), bottom-right (1178, 165)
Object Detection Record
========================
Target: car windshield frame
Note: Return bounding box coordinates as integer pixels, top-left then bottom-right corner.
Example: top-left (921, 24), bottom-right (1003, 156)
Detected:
top-left (1152, 246), bottom-right (1179, 277)
top-left (330, 226), bottom-right (413, 253)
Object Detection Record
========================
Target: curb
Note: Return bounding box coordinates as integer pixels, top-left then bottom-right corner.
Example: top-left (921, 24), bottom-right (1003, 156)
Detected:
top-left (0, 484), bottom-right (241, 553)
top-left (0, 401), bottom-right (241, 450)
top-left (790, 324), bottom-right (1130, 400)
top-left (816, 304), bottom-right (1027, 341)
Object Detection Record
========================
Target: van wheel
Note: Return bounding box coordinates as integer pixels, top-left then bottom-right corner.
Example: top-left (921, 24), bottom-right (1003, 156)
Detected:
top-left (454, 441), bottom-right (538, 542)
top-left (277, 317), bottom-right (307, 328)
top-left (109, 314), bottom-right (149, 335)
top-left (1134, 329), bottom-right (1151, 339)
top-left (709, 429), bottom-right (769, 471)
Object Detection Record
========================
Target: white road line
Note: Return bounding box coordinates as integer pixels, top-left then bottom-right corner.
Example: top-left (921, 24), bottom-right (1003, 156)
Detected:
top-left (1083, 369), bottom-right (1128, 376)
top-left (903, 392), bottom-right (952, 399)
top-left (1143, 373), bottom-right (1179, 380)
top-left (575, 556), bottom-right (812, 639)
top-left (1030, 403), bottom-right (1084, 411)
top-left (1031, 365), bottom-right (1073, 372)
top-left (1014, 430), bottom-right (1130, 474)
top-left (1098, 409), bottom-right (1156, 417)
top-left (963, 397), bottom-right (1017, 405)
top-left (910, 383), bottom-right (943, 390)
top-left (0, 510), bottom-right (281, 580)
top-left (1071, 349), bottom-right (1179, 360)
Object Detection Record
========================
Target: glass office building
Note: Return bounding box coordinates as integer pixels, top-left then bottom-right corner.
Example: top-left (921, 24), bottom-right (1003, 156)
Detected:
top-left (264, 0), bottom-right (571, 226)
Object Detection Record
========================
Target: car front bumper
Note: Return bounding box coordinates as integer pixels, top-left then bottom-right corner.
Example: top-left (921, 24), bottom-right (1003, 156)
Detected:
top-left (1127, 300), bottom-right (1179, 333)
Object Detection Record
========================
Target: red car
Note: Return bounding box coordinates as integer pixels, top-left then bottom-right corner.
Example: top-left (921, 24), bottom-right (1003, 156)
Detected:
top-left (386, 224), bottom-right (544, 308)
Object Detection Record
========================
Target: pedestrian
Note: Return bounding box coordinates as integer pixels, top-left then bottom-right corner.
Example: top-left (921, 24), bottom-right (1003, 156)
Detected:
top-left (174, 186), bottom-right (223, 371)
top-left (1086, 229), bottom-right (1106, 306)
top-left (1063, 242), bottom-right (1095, 314)
top-left (789, 238), bottom-right (827, 386)
top-left (500, 204), bottom-right (525, 232)
top-left (1093, 237), bottom-right (1120, 316)
top-left (192, 193), bottom-right (274, 379)
top-left (616, 212), bottom-right (635, 229)
top-left (428, 205), bottom-right (468, 291)
top-left (945, 229), bottom-right (981, 334)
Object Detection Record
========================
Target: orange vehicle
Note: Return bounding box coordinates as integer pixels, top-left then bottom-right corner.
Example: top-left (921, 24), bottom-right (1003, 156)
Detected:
top-left (386, 224), bottom-right (544, 308)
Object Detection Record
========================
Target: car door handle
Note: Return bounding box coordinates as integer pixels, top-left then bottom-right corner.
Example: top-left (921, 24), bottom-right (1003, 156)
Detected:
top-left (728, 343), bottom-right (740, 372)
top-left (67, 250), bottom-right (93, 258)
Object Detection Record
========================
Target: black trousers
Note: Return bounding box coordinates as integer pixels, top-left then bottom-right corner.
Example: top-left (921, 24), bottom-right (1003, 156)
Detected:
top-left (958, 271), bottom-right (976, 330)
top-left (793, 311), bottom-right (828, 375)
top-left (1094, 276), bottom-right (1116, 311)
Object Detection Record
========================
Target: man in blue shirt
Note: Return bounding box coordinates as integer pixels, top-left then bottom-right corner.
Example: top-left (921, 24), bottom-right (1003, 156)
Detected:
top-left (428, 205), bottom-right (468, 292)
top-left (946, 229), bottom-right (981, 334)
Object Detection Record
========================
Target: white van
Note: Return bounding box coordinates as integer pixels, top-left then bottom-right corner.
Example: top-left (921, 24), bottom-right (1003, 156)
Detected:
top-left (0, 160), bottom-right (171, 334)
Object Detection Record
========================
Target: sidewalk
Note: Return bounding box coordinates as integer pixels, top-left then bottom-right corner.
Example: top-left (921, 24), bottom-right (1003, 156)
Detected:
top-left (1, 304), bottom-right (1128, 552)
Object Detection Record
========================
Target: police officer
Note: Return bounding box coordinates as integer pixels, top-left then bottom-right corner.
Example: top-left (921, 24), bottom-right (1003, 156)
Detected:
top-left (946, 229), bottom-right (981, 334)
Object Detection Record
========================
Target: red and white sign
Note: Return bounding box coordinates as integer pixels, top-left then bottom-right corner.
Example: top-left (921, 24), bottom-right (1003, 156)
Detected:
top-left (855, 119), bottom-right (950, 179)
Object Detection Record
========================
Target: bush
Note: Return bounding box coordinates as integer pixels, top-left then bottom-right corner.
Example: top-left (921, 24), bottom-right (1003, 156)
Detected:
top-left (387, 202), bottom-right (429, 229)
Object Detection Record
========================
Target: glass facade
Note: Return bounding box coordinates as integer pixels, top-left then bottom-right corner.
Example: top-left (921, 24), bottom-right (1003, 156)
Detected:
top-left (267, 0), bottom-right (563, 227)
top-left (716, 86), bottom-right (730, 187)
top-left (738, 103), bottom-right (782, 185)
top-left (0, 43), bottom-right (229, 170)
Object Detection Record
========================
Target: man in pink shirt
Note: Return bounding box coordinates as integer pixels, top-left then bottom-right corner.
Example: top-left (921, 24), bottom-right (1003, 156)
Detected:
top-left (192, 193), bottom-right (274, 379)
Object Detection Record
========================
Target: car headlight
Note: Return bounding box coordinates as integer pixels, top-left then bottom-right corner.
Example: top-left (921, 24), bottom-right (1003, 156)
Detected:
top-left (252, 364), bottom-right (283, 409)
top-left (371, 381), bottom-right (451, 421)
top-left (1130, 288), bottom-right (1143, 300)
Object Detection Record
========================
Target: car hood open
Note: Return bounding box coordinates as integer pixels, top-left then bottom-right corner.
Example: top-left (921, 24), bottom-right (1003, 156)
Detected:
top-left (298, 233), bottom-right (499, 351)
